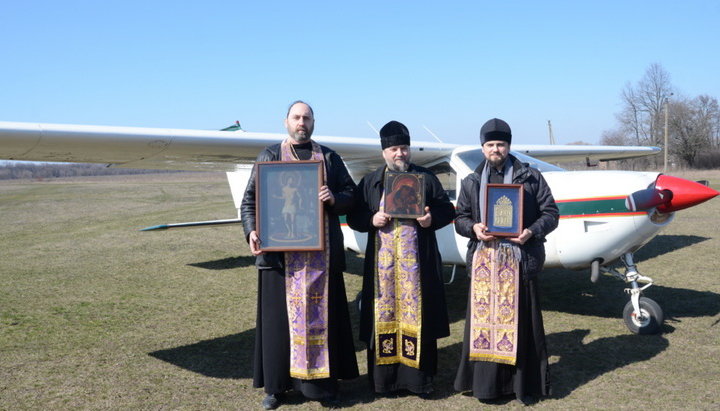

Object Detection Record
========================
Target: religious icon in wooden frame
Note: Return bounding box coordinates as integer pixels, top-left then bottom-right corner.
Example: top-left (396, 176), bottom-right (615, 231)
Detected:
top-left (384, 172), bottom-right (425, 219)
top-left (484, 183), bottom-right (524, 237)
top-left (255, 160), bottom-right (325, 251)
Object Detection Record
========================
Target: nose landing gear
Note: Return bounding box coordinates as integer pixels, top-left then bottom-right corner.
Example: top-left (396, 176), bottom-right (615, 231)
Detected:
top-left (597, 252), bottom-right (664, 334)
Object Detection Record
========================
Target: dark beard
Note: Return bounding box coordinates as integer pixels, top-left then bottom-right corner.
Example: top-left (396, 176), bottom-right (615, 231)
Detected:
top-left (487, 156), bottom-right (507, 169)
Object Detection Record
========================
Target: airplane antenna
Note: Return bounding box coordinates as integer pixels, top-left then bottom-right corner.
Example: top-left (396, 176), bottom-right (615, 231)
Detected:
top-left (366, 121), bottom-right (379, 135)
top-left (547, 120), bottom-right (557, 145)
top-left (422, 125), bottom-right (444, 143)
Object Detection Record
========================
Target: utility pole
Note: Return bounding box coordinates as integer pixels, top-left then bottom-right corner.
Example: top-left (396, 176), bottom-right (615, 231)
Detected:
top-left (547, 120), bottom-right (556, 145)
top-left (663, 93), bottom-right (673, 172)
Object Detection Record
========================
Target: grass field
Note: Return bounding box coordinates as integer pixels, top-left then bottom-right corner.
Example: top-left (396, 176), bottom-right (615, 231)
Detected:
top-left (1, 171), bottom-right (719, 410)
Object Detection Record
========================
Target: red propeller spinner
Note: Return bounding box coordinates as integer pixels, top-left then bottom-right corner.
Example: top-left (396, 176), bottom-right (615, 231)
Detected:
top-left (626, 174), bottom-right (719, 213)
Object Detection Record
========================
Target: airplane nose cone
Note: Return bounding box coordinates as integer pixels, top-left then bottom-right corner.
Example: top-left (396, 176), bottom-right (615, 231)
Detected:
top-left (654, 174), bottom-right (719, 213)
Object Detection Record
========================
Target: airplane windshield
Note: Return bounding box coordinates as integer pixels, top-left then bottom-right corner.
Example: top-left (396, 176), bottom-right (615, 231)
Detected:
top-left (456, 148), bottom-right (565, 172)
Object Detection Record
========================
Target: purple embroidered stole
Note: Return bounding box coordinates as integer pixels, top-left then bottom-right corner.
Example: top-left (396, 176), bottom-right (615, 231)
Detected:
top-left (280, 139), bottom-right (331, 379)
top-left (374, 193), bottom-right (422, 368)
top-left (469, 241), bottom-right (520, 365)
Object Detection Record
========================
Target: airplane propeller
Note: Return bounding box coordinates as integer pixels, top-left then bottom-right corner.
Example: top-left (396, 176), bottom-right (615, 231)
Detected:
top-left (626, 174), bottom-right (719, 212)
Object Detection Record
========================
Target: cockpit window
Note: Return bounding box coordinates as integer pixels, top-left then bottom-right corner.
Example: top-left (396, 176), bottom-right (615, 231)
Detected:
top-left (456, 149), bottom-right (564, 172)
top-left (427, 161), bottom-right (457, 200)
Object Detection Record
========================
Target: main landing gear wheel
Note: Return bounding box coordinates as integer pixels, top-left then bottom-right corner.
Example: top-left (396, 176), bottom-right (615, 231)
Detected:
top-left (623, 297), bottom-right (663, 334)
top-left (599, 252), bottom-right (664, 334)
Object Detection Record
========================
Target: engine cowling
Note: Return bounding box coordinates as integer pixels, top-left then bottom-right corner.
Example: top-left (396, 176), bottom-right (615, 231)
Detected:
top-left (626, 174), bottom-right (719, 213)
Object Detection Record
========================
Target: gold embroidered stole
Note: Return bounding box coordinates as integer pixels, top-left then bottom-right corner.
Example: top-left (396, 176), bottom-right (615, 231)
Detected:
top-left (374, 194), bottom-right (422, 368)
top-left (281, 139), bottom-right (331, 379)
top-left (469, 240), bottom-right (520, 365)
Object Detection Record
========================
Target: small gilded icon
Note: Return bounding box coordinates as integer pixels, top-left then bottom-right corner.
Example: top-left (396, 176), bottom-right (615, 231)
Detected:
top-left (493, 195), bottom-right (514, 227)
top-left (484, 184), bottom-right (524, 237)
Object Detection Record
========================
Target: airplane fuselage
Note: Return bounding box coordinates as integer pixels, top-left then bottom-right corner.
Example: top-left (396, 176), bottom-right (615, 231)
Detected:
top-left (341, 149), bottom-right (672, 272)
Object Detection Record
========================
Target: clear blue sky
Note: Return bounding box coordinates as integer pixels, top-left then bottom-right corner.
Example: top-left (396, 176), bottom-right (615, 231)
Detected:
top-left (1, 1), bottom-right (718, 145)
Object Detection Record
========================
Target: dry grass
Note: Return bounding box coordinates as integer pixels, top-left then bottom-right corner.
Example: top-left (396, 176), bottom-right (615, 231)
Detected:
top-left (1, 170), bottom-right (719, 410)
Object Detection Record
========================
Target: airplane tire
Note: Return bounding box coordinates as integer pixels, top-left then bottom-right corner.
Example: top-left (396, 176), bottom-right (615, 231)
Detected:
top-left (623, 297), bottom-right (663, 334)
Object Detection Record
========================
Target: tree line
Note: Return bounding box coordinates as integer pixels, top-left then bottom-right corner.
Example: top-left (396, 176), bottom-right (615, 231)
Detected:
top-left (0, 162), bottom-right (182, 180)
top-left (601, 63), bottom-right (720, 169)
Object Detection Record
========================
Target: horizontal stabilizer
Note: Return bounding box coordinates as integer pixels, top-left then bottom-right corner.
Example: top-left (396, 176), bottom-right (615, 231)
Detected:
top-left (140, 218), bottom-right (241, 231)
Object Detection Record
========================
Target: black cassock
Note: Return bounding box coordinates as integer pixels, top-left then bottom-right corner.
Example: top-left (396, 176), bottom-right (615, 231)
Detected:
top-left (241, 142), bottom-right (359, 399)
top-left (453, 156), bottom-right (558, 400)
top-left (453, 276), bottom-right (550, 399)
top-left (347, 164), bottom-right (455, 394)
top-left (253, 267), bottom-right (358, 398)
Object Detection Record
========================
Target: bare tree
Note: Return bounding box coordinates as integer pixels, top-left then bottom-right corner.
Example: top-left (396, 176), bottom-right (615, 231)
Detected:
top-left (695, 95), bottom-right (720, 149)
top-left (600, 129), bottom-right (628, 146)
top-left (670, 95), bottom-right (720, 167)
top-left (619, 85), bottom-right (646, 145)
top-left (638, 63), bottom-right (673, 147)
top-left (600, 128), bottom-right (634, 169)
top-left (605, 63), bottom-right (720, 169)
top-left (617, 63), bottom-right (674, 167)
top-left (600, 128), bottom-right (645, 170)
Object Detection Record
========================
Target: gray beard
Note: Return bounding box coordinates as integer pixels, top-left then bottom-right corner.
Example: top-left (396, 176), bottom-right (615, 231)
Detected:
top-left (290, 132), bottom-right (311, 143)
top-left (386, 161), bottom-right (409, 172)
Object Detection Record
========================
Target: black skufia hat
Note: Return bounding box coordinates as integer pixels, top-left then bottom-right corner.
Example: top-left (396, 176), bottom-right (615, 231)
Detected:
top-left (480, 118), bottom-right (512, 144)
top-left (380, 121), bottom-right (411, 149)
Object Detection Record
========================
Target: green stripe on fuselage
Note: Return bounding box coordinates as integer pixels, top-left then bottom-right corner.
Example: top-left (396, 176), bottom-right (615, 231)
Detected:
top-left (340, 198), bottom-right (630, 223)
top-left (557, 198), bottom-right (628, 216)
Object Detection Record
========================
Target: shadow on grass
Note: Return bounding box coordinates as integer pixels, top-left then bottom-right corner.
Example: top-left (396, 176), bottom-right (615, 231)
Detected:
top-left (444, 265), bottom-right (471, 325)
top-left (321, 342), bottom-right (467, 407)
top-left (540, 235), bottom-right (720, 321)
top-left (540, 266), bottom-right (720, 320)
top-left (547, 329), bottom-right (669, 399)
top-left (344, 250), bottom-right (364, 277)
top-left (188, 256), bottom-right (256, 269)
top-left (434, 342), bottom-right (463, 399)
top-left (634, 234), bottom-right (709, 261)
top-left (336, 332), bottom-right (669, 403)
top-left (149, 328), bottom-right (256, 378)
top-left (337, 329), bottom-right (669, 405)
top-left (149, 289), bottom-right (367, 378)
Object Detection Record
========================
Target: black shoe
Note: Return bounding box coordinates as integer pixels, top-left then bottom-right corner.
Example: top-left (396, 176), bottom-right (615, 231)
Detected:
top-left (320, 394), bottom-right (340, 408)
top-left (262, 394), bottom-right (279, 410)
top-left (516, 395), bottom-right (536, 406)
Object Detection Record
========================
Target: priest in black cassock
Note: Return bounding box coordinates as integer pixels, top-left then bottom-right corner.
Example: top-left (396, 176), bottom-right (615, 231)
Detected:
top-left (347, 121), bottom-right (455, 397)
top-left (453, 118), bottom-right (558, 405)
top-left (240, 101), bottom-right (358, 410)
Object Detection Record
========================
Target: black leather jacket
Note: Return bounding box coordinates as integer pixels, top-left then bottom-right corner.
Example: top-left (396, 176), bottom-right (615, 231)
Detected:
top-left (240, 142), bottom-right (356, 270)
top-left (454, 154), bottom-right (559, 278)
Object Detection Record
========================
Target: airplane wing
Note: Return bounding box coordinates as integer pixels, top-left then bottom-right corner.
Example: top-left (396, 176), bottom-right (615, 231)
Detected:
top-left (0, 121), bottom-right (457, 180)
top-left (0, 121), bottom-right (659, 179)
top-left (513, 144), bottom-right (661, 163)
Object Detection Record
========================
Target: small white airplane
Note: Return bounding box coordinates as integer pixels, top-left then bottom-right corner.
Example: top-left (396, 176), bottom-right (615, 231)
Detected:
top-left (1, 120), bottom-right (718, 335)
